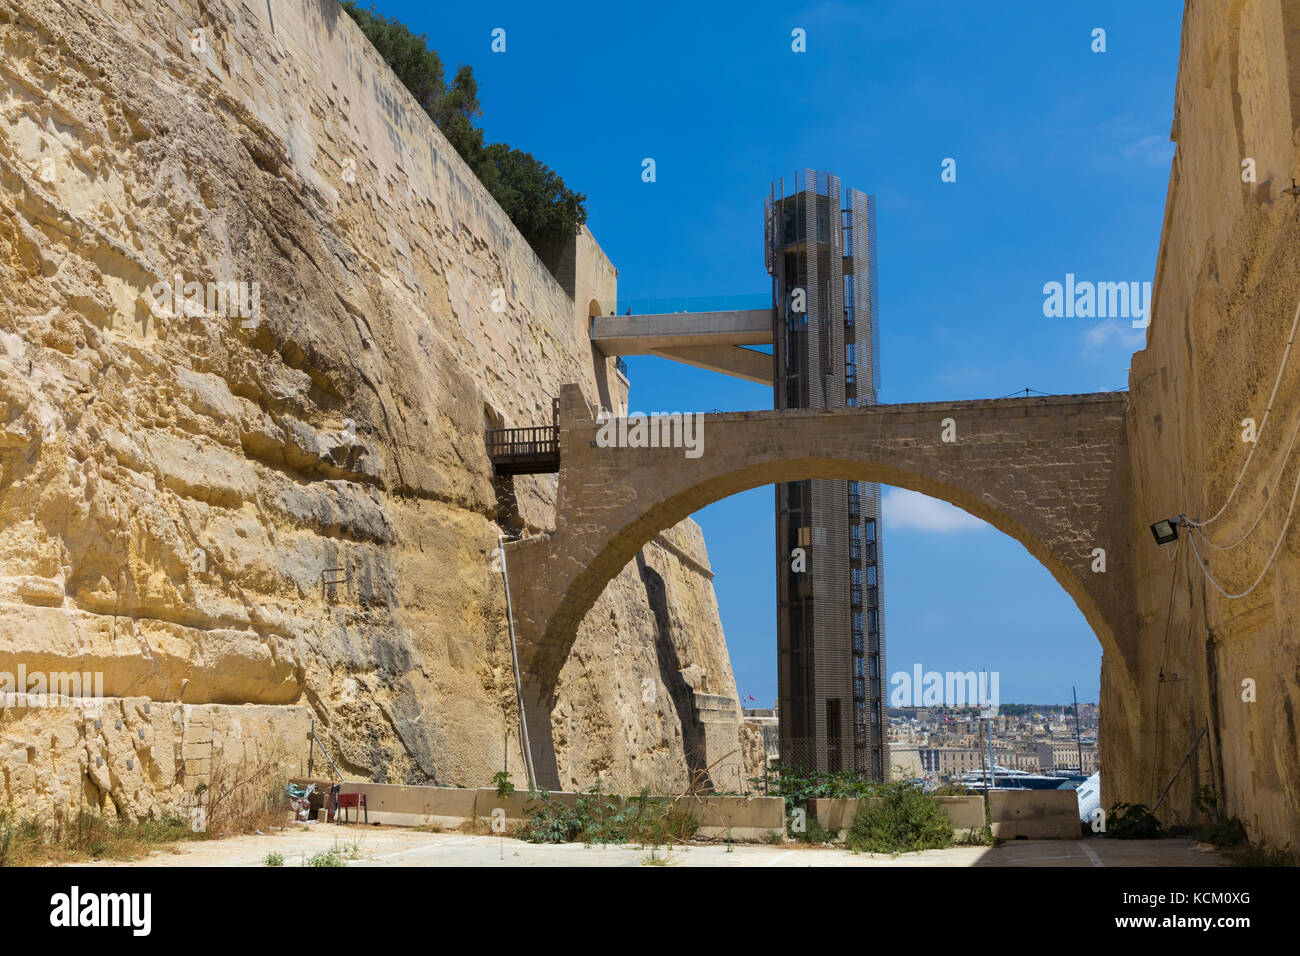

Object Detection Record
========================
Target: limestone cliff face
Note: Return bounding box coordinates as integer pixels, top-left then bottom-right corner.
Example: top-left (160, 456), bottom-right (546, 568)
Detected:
top-left (557, 522), bottom-right (749, 793)
top-left (1128, 0), bottom-right (1300, 845)
top-left (0, 0), bottom-right (745, 818)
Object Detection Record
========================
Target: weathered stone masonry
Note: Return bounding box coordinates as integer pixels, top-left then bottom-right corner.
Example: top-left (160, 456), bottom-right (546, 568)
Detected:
top-left (508, 387), bottom-right (1138, 792)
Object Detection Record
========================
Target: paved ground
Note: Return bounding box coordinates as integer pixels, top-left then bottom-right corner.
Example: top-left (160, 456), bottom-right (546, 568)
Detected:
top-left (79, 825), bottom-right (1232, 867)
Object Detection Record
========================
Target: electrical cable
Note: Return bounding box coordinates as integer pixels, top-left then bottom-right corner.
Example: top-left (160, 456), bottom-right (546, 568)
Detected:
top-left (1194, 410), bottom-right (1300, 550)
top-left (1149, 535), bottom-right (1184, 798)
top-left (1154, 536), bottom-right (1183, 682)
top-left (498, 532), bottom-right (536, 790)
top-left (1186, 445), bottom-right (1300, 598)
top-left (995, 387), bottom-right (1051, 399)
top-left (1184, 296), bottom-right (1300, 529)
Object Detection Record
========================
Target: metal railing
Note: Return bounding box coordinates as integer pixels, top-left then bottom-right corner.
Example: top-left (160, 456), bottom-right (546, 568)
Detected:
top-left (485, 398), bottom-right (561, 475)
top-left (485, 424), bottom-right (558, 459)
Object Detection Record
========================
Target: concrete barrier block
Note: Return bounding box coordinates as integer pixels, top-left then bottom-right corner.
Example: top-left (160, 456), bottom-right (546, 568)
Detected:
top-left (679, 795), bottom-right (784, 841)
top-left (936, 795), bottom-right (985, 830)
top-left (809, 797), bottom-right (881, 839)
top-left (336, 782), bottom-right (477, 828)
top-left (989, 789), bottom-right (1081, 840)
top-left (474, 788), bottom-right (588, 826)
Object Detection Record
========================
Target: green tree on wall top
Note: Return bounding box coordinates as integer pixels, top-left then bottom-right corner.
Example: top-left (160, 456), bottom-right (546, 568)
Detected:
top-left (341, 2), bottom-right (587, 251)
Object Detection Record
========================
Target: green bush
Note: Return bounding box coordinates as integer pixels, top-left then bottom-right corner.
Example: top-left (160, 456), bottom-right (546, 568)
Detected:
top-left (338, 4), bottom-right (482, 157)
top-left (844, 783), bottom-right (955, 854)
top-left (305, 847), bottom-right (345, 867)
top-left (340, 3), bottom-right (586, 249)
top-left (761, 765), bottom-right (952, 848)
top-left (1197, 816), bottom-right (1248, 847)
top-left (1108, 802), bottom-right (1164, 839)
top-left (792, 815), bottom-right (831, 845)
top-left (473, 144), bottom-right (587, 246)
top-left (756, 764), bottom-right (891, 815)
top-left (491, 770), bottom-right (515, 800)
top-left (136, 814), bottom-right (194, 844)
top-left (515, 786), bottom-right (696, 846)
top-left (1224, 840), bottom-right (1297, 866)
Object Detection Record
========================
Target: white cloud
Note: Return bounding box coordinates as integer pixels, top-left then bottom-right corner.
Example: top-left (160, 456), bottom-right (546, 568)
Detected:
top-left (882, 487), bottom-right (988, 533)
top-left (1084, 318), bottom-right (1146, 351)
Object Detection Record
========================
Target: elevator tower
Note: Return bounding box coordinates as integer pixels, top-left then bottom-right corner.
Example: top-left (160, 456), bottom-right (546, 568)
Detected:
top-left (766, 170), bottom-right (887, 777)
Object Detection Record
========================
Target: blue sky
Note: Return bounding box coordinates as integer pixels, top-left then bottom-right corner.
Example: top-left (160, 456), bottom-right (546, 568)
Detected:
top-left (364, 1), bottom-right (1183, 705)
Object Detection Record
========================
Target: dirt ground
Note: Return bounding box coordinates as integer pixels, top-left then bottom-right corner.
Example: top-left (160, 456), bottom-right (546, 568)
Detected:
top-left (71, 825), bottom-right (1233, 867)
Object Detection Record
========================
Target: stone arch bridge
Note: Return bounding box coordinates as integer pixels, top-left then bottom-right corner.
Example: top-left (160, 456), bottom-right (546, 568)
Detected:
top-left (504, 384), bottom-right (1135, 788)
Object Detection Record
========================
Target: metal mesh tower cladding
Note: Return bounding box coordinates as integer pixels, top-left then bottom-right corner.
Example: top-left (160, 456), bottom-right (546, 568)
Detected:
top-left (766, 170), bottom-right (887, 778)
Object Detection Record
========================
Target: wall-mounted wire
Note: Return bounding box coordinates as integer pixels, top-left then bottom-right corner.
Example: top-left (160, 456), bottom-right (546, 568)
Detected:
top-left (1184, 296), bottom-right (1300, 529)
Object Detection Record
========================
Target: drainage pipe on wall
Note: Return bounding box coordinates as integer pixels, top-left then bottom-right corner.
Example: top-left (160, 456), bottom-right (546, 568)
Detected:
top-left (499, 532), bottom-right (537, 790)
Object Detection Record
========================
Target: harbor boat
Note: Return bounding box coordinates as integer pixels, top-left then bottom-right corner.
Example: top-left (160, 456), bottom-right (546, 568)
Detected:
top-left (1074, 772), bottom-right (1102, 822)
top-left (955, 766), bottom-right (1077, 791)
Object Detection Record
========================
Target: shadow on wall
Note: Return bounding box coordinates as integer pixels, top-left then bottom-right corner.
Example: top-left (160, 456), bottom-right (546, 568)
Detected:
top-left (637, 554), bottom-right (712, 790)
top-left (485, 402), bottom-right (527, 534)
top-left (533, 235), bottom-right (578, 294)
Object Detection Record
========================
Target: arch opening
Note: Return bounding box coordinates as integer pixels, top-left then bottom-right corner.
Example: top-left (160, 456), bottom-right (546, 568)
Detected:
top-left (588, 297), bottom-right (616, 413)
top-left (544, 457), bottom-right (1120, 694)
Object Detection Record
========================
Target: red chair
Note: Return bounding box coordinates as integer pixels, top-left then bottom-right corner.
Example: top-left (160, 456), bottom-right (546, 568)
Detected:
top-left (336, 791), bottom-right (367, 824)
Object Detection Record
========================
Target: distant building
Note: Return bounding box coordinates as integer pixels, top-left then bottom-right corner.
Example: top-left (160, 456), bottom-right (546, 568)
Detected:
top-left (1002, 751), bottom-right (1043, 773)
top-left (888, 745), bottom-right (923, 780)
top-left (1034, 740), bottom-right (1099, 773)
top-left (918, 747), bottom-right (985, 777)
top-left (743, 708), bottom-right (780, 767)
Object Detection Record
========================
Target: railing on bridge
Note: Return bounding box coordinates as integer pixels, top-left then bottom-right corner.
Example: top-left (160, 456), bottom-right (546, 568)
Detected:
top-left (486, 397), bottom-right (561, 476)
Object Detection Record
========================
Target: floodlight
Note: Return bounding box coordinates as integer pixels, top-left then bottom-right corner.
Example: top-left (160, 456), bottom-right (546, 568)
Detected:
top-left (1150, 517), bottom-right (1180, 545)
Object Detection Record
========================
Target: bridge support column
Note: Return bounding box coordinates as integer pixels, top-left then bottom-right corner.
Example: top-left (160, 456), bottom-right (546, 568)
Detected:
top-left (505, 530), bottom-right (570, 793)
top-left (521, 683), bottom-right (561, 791)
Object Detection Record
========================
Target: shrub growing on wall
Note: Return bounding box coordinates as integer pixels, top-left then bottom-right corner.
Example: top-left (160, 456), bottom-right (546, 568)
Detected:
top-left (341, 3), bottom-right (587, 251)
